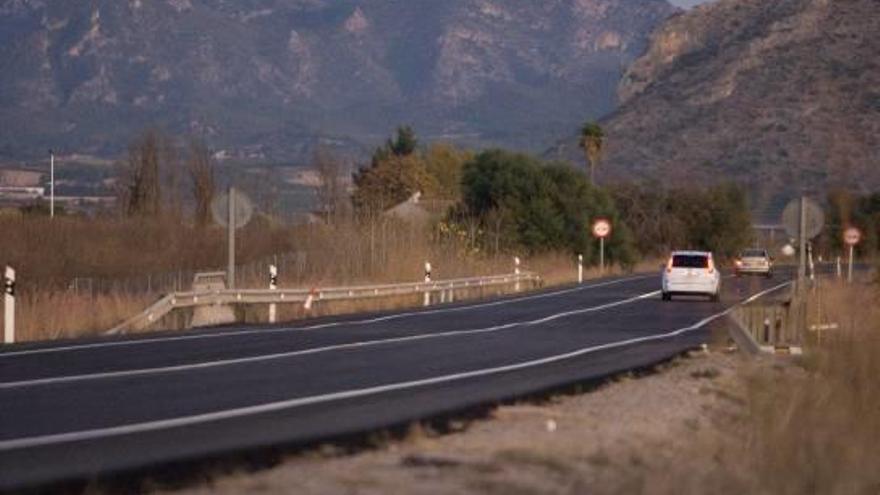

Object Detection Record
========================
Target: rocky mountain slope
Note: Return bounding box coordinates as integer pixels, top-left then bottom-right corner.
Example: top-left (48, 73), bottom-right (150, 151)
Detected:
top-left (554, 0), bottom-right (880, 207)
top-left (0, 0), bottom-right (675, 162)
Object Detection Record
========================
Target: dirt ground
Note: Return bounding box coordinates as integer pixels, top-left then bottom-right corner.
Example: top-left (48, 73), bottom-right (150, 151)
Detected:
top-left (166, 339), bottom-right (793, 495)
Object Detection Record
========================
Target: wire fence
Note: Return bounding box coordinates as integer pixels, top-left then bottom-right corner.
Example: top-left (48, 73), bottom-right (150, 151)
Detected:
top-left (67, 251), bottom-right (309, 298)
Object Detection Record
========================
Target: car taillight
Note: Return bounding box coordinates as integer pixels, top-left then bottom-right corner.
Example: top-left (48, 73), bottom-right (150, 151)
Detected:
top-left (666, 258), bottom-right (673, 273)
top-left (707, 258), bottom-right (715, 274)
top-left (734, 259), bottom-right (743, 267)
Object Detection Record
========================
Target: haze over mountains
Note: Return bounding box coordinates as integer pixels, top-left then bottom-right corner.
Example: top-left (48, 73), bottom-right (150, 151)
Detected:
top-left (0, 0), bottom-right (675, 162)
top-left (555, 0), bottom-right (880, 209)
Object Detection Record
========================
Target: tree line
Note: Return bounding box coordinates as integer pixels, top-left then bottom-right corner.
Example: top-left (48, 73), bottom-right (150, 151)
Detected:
top-left (345, 126), bottom-right (754, 266)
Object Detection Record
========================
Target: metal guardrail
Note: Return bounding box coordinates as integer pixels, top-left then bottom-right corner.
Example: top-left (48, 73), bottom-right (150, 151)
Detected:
top-left (728, 288), bottom-right (804, 355)
top-left (106, 272), bottom-right (542, 336)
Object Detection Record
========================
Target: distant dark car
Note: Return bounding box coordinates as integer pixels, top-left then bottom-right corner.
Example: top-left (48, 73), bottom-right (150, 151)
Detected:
top-left (735, 249), bottom-right (773, 277)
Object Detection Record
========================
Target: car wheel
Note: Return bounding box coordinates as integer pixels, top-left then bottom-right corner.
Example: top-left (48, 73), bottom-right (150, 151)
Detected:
top-left (710, 292), bottom-right (720, 302)
top-left (662, 292), bottom-right (671, 302)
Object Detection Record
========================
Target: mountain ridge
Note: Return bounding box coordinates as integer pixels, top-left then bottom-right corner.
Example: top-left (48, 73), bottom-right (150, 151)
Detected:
top-left (0, 0), bottom-right (676, 162)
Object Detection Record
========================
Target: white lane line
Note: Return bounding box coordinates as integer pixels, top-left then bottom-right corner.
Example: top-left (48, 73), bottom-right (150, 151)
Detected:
top-left (0, 291), bottom-right (662, 390)
top-left (0, 275), bottom-right (654, 358)
top-left (0, 281), bottom-right (792, 451)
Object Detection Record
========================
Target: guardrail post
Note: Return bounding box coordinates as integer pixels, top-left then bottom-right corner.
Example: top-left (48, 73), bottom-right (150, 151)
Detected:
top-left (4, 266), bottom-right (14, 345)
top-left (578, 254), bottom-right (583, 284)
top-left (514, 256), bottom-right (521, 292)
top-left (269, 264), bottom-right (278, 324)
top-left (424, 261), bottom-right (432, 307)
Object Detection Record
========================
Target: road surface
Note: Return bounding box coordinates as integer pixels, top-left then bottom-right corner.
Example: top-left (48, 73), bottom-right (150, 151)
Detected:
top-left (0, 270), bottom-right (792, 490)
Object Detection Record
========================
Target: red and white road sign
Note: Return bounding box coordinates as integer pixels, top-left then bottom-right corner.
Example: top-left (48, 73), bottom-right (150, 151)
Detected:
top-left (592, 219), bottom-right (612, 239)
top-left (843, 227), bottom-right (861, 246)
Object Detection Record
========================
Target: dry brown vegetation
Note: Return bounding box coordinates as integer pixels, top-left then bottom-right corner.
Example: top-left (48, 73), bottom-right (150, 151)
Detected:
top-left (730, 282), bottom-right (880, 494)
top-left (2, 214), bottom-right (639, 342)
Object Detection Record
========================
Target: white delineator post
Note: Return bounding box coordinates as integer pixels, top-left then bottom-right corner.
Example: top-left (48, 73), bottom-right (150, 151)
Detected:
top-left (304, 288), bottom-right (317, 312)
top-left (578, 254), bottom-right (584, 284)
top-left (268, 264), bottom-right (278, 324)
top-left (424, 261), bottom-right (432, 307)
top-left (4, 266), bottom-right (15, 345)
top-left (514, 256), bottom-right (521, 292)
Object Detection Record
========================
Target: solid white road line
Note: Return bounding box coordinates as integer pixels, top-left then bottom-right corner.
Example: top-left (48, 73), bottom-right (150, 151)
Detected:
top-left (0, 281), bottom-right (792, 451)
top-left (0, 290), bottom-right (661, 389)
top-left (0, 275), bottom-right (654, 358)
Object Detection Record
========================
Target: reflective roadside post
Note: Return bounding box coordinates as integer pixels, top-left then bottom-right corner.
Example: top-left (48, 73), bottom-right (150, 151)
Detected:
top-left (424, 261), bottom-right (432, 307)
top-left (4, 266), bottom-right (14, 345)
top-left (514, 256), bottom-right (521, 292)
top-left (269, 264), bottom-right (278, 324)
top-left (578, 254), bottom-right (584, 284)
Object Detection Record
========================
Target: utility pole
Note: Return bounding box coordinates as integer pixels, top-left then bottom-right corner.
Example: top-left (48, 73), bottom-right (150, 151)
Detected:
top-left (49, 150), bottom-right (55, 219)
top-left (798, 196), bottom-right (807, 291)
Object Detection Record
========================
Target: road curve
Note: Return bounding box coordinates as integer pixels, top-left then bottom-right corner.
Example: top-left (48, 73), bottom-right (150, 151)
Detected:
top-left (0, 271), bottom-right (792, 490)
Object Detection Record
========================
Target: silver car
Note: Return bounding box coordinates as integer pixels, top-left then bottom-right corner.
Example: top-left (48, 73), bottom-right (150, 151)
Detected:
top-left (735, 248), bottom-right (773, 277)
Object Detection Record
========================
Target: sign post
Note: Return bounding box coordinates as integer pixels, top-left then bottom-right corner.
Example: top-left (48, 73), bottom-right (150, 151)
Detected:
top-left (782, 197), bottom-right (824, 291)
top-left (211, 188), bottom-right (254, 290)
top-left (4, 266), bottom-right (14, 345)
top-left (227, 187), bottom-right (236, 288)
top-left (591, 219), bottom-right (612, 275)
top-left (843, 227), bottom-right (861, 284)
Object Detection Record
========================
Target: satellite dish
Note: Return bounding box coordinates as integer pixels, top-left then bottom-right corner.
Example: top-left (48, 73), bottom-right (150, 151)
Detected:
top-left (211, 189), bottom-right (254, 230)
top-left (781, 198), bottom-right (824, 240)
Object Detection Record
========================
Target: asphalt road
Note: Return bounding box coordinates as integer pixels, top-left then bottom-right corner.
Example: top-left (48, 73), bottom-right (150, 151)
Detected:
top-left (0, 270), bottom-right (793, 491)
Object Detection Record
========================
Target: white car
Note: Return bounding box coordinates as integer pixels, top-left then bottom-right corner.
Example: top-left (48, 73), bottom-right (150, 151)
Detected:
top-left (661, 251), bottom-right (721, 302)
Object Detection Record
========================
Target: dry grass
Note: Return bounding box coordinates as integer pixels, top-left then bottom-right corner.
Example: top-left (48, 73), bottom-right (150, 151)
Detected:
top-left (3, 215), bottom-right (646, 342)
top-left (731, 282), bottom-right (880, 494)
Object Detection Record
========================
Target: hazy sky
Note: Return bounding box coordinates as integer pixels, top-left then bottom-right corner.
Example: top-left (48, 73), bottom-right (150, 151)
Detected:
top-left (669, 0), bottom-right (714, 7)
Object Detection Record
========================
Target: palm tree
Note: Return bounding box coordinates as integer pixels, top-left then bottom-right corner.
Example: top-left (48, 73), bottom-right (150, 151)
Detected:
top-left (578, 122), bottom-right (605, 185)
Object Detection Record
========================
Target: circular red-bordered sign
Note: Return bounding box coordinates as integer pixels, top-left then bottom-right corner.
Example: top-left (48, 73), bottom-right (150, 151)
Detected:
top-left (592, 219), bottom-right (612, 239)
top-left (843, 227), bottom-right (861, 246)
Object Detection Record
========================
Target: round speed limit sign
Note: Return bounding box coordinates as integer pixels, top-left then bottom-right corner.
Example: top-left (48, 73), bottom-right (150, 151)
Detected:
top-left (844, 227), bottom-right (861, 246)
top-left (592, 219), bottom-right (612, 239)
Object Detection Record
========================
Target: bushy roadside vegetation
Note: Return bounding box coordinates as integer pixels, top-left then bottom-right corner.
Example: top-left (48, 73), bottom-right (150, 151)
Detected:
top-left (452, 150), bottom-right (637, 267)
top-left (609, 182), bottom-right (752, 259)
top-left (824, 189), bottom-right (880, 257)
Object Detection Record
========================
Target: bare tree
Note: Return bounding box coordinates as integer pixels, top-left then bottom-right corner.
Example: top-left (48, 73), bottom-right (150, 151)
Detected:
top-left (120, 129), bottom-right (162, 217)
top-left (314, 146), bottom-right (351, 223)
top-left (161, 137), bottom-right (184, 219)
top-left (186, 138), bottom-right (215, 228)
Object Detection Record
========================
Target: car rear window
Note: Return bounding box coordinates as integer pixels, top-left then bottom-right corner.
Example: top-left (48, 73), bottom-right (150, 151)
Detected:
top-left (742, 249), bottom-right (767, 257)
top-left (672, 255), bottom-right (709, 268)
